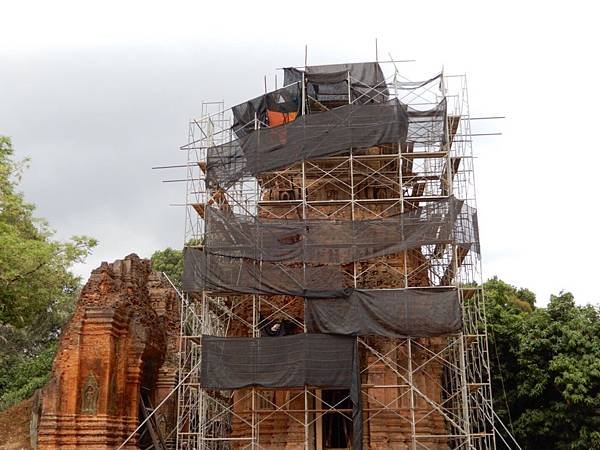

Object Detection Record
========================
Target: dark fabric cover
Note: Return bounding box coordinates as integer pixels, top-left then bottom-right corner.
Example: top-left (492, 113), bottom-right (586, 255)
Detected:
top-left (206, 99), bottom-right (408, 188)
top-left (200, 333), bottom-right (354, 389)
top-left (232, 83), bottom-right (301, 138)
top-left (182, 247), bottom-right (350, 297)
top-left (305, 289), bottom-right (461, 337)
top-left (455, 202), bottom-right (480, 255)
top-left (284, 62), bottom-right (389, 103)
top-left (407, 98), bottom-right (447, 146)
top-left (182, 197), bottom-right (480, 296)
top-left (203, 197), bottom-right (466, 264)
top-left (395, 73), bottom-right (442, 90)
top-left (200, 334), bottom-right (362, 450)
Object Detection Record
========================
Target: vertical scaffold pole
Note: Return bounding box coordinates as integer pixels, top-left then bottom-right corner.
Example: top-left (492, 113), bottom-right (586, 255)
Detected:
top-left (443, 70), bottom-right (473, 450)
top-left (407, 339), bottom-right (417, 450)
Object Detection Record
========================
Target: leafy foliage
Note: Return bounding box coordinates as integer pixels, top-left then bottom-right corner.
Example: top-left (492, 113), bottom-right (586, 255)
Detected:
top-left (0, 342), bottom-right (55, 410)
top-left (151, 247), bottom-right (183, 289)
top-left (0, 136), bottom-right (96, 409)
top-left (486, 277), bottom-right (600, 449)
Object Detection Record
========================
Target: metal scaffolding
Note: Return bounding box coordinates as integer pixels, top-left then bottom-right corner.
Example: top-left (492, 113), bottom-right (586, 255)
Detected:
top-left (176, 63), bottom-right (496, 450)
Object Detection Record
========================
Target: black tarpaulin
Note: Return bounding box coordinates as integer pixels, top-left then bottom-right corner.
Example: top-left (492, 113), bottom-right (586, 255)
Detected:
top-left (206, 99), bottom-right (408, 188)
top-left (305, 288), bottom-right (461, 337)
top-left (407, 98), bottom-right (447, 146)
top-left (182, 247), bottom-right (350, 297)
top-left (182, 197), bottom-right (480, 296)
top-left (232, 83), bottom-right (301, 138)
top-left (284, 62), bottom-right (389, 103)
top-left (200, 334), bottom-right (362, 450)
top-left (203, 196), bottom-right (466, 264)
top-left (454, 202), bottom-right (480, 256)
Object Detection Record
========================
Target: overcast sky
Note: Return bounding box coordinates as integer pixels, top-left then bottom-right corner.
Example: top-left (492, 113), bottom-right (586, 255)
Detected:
top-left (1, 0), bottom-right (599, 306)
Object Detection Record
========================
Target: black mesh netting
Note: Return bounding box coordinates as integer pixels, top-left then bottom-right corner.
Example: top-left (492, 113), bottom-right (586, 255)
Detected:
top-left (200, 333), bottom-right (362, 450)
top-left (182, 197), bottom-right (479, 296)
top-left (206, 99), bottom-right (408, 188)
top-left (182, 248), bottom-right (348, 297)
top-left (202, 196), bottom-right (466, 264)
top-left (207, 99), bottom-right (446, 188)
top-left (232, 83), bottom-right (301, 138)
top-left (395, 73), bottom-right (443, 91)
top-left (283, 62), bottom-right (389, 104)
top-left (454, 202), bottom-right (480, 255)
top-left (305, 288), bottom-right (461, 337)
top-left (407, 98), bottom-right (447, 146)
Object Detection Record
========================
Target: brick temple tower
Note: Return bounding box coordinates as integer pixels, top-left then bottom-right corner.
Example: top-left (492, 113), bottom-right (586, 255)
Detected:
top-left (177, 61), bottom-right (495, 450)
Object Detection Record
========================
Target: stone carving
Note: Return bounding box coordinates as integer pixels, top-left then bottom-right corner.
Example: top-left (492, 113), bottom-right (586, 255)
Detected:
top-left (81, 373), bottom-right (99, 414)
top-left (156, 412), bottom-right (167, 438)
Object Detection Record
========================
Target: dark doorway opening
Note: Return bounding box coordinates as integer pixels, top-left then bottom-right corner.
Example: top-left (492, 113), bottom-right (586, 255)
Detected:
top-left (322, 389), bottom-right (352, 449)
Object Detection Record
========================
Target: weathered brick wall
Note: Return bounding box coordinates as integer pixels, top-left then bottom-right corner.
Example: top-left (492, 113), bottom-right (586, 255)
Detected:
top-left (36, 254), bottom-right (178, 450)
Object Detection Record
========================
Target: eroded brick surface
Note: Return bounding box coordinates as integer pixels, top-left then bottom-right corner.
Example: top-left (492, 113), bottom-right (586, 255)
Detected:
top-left (37, 254), bottom-right (179, 450)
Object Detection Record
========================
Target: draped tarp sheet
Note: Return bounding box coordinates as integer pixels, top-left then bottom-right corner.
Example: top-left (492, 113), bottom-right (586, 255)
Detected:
top-left (183, 197), bottom-right (480, 296)
top-left (305, 288), bottom-right (461, 337)
top-left (200, 334), bottom-right (362, 450)
top-left (406, 98), bottom-right (447, 146)
top-left (203, 196), bottom-right (466, 264)
top-left (232, 83), bottom-right (301, 138)
top-left (283, 62), bottom-right (389, 103)
top-left (182, 247), bottom-right (350, 297)
top-left (206, 99), bottom-right (408, 188)
top-left (455, 202), bottom-right (480, 255)
top-left (395, 73), bottom-right (443, 90)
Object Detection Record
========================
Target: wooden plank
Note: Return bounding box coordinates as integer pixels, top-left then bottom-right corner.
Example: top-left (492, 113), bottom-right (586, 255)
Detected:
top-left (138, 396), bottom-right (165, 450)
top-left (308, 97), bottom-right (329, 112)
top-left (448, 115), bottom-right (461, 147)
top-left (207, 188), bottom-right (232, 214)
top-left (412, 182), bottom-right (426, 198)
top-left (440, 246), bottom-right (470, 286)
top-left (192, 203), bottom-right (205, 218)
top-left (440, 157), bottom-right (461, 196)
top-left (402, 150), bottom-right (447, 159)
top-left (403, 141), bottom-right (414, 175)
top-left (316, 389), bottom-right (323, 450)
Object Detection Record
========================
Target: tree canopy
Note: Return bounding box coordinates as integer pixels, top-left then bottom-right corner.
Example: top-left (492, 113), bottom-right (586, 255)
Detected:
top-left (485, 277), bottom-right (600, 449)
top-left (0, 136), bottom-right (96, 409)
top-left (150, 247), bottom-right (183, 289)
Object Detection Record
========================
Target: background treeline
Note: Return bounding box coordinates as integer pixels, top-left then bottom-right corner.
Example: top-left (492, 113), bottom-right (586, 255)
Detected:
top-left (0, 137), bottom-right (96, 409)
top-left (1, 137), bottom-right (599, 449)
top-left (484, 277), bottom-right (600, 449)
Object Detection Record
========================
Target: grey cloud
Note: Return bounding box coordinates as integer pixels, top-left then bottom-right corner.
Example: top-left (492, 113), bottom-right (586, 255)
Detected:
top-left (1, 40), bottom-right (598, 306)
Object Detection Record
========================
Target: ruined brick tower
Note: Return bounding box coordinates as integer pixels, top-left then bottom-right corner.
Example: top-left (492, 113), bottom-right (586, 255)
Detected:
top-left (37, 255), bottom-right (179, 449)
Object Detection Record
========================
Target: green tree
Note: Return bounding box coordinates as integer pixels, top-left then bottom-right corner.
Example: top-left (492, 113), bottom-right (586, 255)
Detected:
top-left (486, 278), bottom-right (600, 450)
top-left (150, 247), bottom-right (183, 289)
top-left (0, 136), bottom-right (96, 409)
top-left (513, 292), bottom-right (600, 449)
top-left (484, 277), bottom-right (530, 440)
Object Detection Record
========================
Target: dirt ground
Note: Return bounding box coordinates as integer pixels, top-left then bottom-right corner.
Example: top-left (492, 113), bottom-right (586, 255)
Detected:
top-left (0, 398), bottom-right (32, 450)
